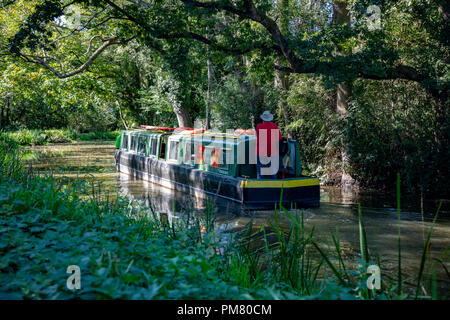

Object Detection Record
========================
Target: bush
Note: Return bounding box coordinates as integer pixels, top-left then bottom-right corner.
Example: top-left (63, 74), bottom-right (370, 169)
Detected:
top-left (3, 129), bottom-right (73, 146)
top-left (2, 129), bottom-right (120, 146)
top-left (344, 80), bottom-right (447, 194)
top-left (44, 129), bottom-right (78, 143)
top-left (78, 131), bottom-right (120, 141)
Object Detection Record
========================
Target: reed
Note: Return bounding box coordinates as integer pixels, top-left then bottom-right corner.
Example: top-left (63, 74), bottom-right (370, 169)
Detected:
top-left (243, 175), bottom-right (447, 299)
top-left (0, 133), bottom-right (24, 182)
top-left (415, 201), bottom-right (442, 299)
top-left (397, 173), bottom-right (402, 296)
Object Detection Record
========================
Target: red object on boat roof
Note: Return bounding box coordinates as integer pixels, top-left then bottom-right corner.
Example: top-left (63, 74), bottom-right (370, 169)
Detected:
top-left (174, 127), bottom-right (195, 133)
top-left (140, 125), bottom-right (175, 131)
top-left (176, 127), bottom-right (204, 134)
top-left (234, 129), bottom-right (255, 135)
top-left (191, 129), bottom-right (206, 134)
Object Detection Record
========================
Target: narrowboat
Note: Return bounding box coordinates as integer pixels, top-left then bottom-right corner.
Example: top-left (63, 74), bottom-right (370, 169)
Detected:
top-left (114, 126), bottom-right (320, 209)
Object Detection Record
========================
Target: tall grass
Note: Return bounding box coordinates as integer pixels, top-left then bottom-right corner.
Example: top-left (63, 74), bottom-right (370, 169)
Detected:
top-left (235, 177), bottom-right (447, 300)
top-left (0, 133), bottom-right (24, 182)
top-left (415, 201), bottom-right (442, 299)
top-left (397, 173), bottom-right (402, 296)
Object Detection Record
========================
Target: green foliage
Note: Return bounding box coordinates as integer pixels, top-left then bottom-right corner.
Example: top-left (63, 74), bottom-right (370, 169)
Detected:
top-left (0, 0), bottom-right (448, 195)
top-left (344, 80), bottom-right (448, 194)
top-left (77, 131), bottom-right (120, 142)
top-left (0, 132), bottom-right (22, 181)
top-left (210, 73), bottom-right (278, 130)
top-left (0, 180), bottom-right (237, 299)
top-left (7, 129), bottom-right (77, 145)
top-left (1, 129), bottom-right (120, 146)
top-left (284, 75), bottom-right (338, 177)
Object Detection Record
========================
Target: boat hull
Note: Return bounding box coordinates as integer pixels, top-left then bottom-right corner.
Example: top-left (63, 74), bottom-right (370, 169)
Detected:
top-left (115, 150), bottom-right (320, 209)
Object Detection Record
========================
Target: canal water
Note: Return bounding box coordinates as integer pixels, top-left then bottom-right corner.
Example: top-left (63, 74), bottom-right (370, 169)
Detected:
top-left (26, 141), bottom-right (450, 296)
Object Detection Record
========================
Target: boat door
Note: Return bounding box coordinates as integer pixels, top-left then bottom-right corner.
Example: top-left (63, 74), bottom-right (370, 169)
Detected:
top-left (158, 135), bottom-right (168, 160)
top-left (282, 139), bottom-right (302, 176)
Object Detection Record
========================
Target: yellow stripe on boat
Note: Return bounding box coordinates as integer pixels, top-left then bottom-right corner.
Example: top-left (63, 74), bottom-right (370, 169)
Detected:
top-left (241, 178), bottom-right (319, 188)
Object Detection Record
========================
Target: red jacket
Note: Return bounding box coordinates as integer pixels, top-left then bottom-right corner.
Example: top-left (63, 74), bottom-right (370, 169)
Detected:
top-left (256, 122), bottom-right (282, 156)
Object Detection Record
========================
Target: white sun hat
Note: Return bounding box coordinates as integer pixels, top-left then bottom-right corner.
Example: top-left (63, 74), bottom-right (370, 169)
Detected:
top-left (260, 110), bottom-right (274, 122)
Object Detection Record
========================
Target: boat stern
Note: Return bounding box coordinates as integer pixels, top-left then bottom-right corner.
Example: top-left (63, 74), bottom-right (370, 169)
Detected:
top-left (240, 177), bottom-right (320, 209)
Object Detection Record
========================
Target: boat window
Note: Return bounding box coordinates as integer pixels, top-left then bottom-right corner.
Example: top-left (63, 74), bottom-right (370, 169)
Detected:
top-left (168, 141), bottom-right (179, 161)
top-left (159, 136), bottom-right (167, 160)
top-left (184, 142), bottom-right (195, 164)
top-left (203, 147), bottom-right (214, 165)
top-left (121, 134), bottom-right (128, 150)
top-left (212, 148), bottom-right (221, 168)
top-left (196, 145), bottom-right (205, 164)
top-left (221, 150), bottom-right (228, 165)
top-left (130, 135), bottom-right (137, 152)
top-left (149, 137), bottom-right (158, 156)
top-left (138, 136), bottom-right (148, 155)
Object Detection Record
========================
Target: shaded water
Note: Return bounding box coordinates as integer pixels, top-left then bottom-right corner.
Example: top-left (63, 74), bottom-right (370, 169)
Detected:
top-left (26, 142), bottom-right (450, 296)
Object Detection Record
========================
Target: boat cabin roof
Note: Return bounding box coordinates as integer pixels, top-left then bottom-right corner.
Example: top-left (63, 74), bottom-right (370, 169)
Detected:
top-left (123, 128), bottom-right (256, 147)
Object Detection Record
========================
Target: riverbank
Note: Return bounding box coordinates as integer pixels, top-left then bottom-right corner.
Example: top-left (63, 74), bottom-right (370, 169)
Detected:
top-left (1, 129), bottom-right (120, 146)
top-left (0, 177), bottom-right (258, 299)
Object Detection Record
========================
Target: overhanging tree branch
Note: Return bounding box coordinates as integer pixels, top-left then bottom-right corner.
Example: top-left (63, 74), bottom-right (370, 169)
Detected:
top-left (181, 0), bottom-right (432, 85)
top-left (181, 0), bottom-right (305, 70)
top-left (22, 36), bottom-right (118, 79)
top-left (106, 0), bottom-right (281, 55)
top-left (158, 31), bottom-right (282, 55)
top-left (9, 0), bottom-right (437, 87)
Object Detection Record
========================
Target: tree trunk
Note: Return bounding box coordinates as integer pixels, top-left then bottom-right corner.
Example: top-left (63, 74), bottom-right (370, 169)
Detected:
top-left (274, 0), bottom-right (292, 138)
top-left (333, 0), bottom-right (356, 187)
top-left (205, 58), bottom-right (213, 130)
top-left (430, 88), bottom-right (449, 193)
top-left (274, 60), bottom-right (292, 138)
top-left (174, 105), bottom-right (192, 128)
top-left (116, 100), bottom-right (128, 129)
top-left (0, 104), bottom-right (3, 129)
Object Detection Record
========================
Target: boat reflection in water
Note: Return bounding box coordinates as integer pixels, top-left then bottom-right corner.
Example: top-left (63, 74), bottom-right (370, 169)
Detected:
top-left (115, 172), bottom-right (249, 215)
top-left (115, 171), bottom-right (247, 235)
top-left (115, 172), bottom-right (239, 255)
